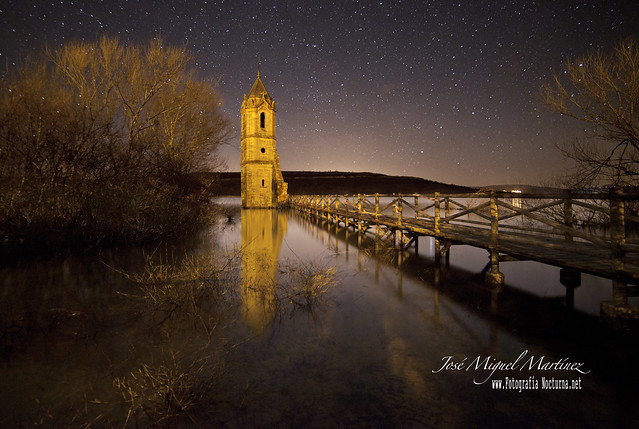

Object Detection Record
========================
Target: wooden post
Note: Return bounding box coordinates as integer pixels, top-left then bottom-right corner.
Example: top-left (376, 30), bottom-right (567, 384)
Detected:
top-left (391, 194), bottom-right (396, 246)
top-left (444, 196), bottom-right (451, 262)
top-left (374, 193), bottom-right (380, 239)
top-left (561, 192), bottom-right (580, 308)
top-left (434, 192), bottom-right (441, 263)
top-left (325, 196), bottom-right (329, 221)
top-left (411, 196), bottom-right (420, 262)
top-left (486, 191), bottom-right (504, 288)
top-left (345, 195), bottom-right (350, 230)
top-left (445, 197), bottom-right (450, 224)
top-left (397, 194), bottom-right (403, 249)
top-left (357, 194), bottom-right (362, 233)
top-left (564, 192), bottom-right (573, 242)
top-left (610, 188), bottom-right (626, 306)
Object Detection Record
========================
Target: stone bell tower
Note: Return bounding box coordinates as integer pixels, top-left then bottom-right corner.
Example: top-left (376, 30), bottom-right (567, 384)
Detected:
top-left (240, 69), bottom-right (288, 208)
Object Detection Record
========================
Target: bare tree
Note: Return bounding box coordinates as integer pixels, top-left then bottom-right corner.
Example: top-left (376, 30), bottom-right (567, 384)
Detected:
top-left (541, 37), bottom-right (639, 188)
top-left (48, 36), bottom-right (230, 181)
top-left (0, 36), bottom-right (231, 247)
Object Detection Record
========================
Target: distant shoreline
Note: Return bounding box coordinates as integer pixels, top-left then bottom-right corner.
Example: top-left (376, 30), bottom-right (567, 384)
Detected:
top-left (197, 171), bottom-right (477, 196)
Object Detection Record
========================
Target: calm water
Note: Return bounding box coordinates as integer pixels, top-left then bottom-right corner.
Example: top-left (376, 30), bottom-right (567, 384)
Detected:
top-left (1, 199), bottom-right (638, 428)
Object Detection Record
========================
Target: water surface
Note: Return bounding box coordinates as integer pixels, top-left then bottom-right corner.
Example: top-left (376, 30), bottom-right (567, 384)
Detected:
top-left (1, 200), bottom-right (638, 428)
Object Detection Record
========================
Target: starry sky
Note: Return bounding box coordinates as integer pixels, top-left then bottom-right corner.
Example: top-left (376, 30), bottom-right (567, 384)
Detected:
top-left (1, 1), bottom-right (638, 187)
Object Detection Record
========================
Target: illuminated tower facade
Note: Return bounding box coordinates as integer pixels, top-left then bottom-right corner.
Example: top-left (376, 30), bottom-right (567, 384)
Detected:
top-left (240, 70), bottom-right (288, 208)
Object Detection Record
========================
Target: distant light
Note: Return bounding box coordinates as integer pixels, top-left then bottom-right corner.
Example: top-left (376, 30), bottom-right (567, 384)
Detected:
top-left (511, 189), bottom-right (522, 193)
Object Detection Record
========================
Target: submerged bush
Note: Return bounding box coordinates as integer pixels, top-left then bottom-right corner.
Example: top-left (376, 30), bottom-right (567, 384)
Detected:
top-left (243, 257), bottom-right (339, 325)
top-left (114, 350), bottom-right (224, 426)
top-left (278, 260), bottom-right (338, 310)
top-left (110, 252), bottom-right (337, 426)
top-left (111, 252), bottom-right (241, 427)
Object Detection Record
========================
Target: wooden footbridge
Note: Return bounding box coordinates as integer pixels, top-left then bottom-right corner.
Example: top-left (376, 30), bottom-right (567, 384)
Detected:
top-left (289, 189), bottom-right (639, 325)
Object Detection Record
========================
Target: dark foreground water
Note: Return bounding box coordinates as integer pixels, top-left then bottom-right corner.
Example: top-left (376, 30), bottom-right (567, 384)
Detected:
top-left (1, 201), bottom-right (638, 428)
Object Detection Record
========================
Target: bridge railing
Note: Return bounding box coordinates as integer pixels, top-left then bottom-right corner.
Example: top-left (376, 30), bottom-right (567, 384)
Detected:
top-left (289, 190), bottom-right (639, 251)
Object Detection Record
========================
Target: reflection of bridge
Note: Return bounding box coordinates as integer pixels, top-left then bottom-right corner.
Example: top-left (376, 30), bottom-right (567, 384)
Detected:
top-left (289, 190), bottom-right (639, 326)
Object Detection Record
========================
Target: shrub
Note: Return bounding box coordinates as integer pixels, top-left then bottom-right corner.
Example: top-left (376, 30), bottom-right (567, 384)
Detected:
top-left (0, 36), bottom-right (230, 250)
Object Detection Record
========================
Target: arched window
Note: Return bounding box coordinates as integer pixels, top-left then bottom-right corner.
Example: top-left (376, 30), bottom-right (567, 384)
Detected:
top-left (260, 112), bottom-right (265, 129)
top-left (262, 179), bottom-right (265, 187)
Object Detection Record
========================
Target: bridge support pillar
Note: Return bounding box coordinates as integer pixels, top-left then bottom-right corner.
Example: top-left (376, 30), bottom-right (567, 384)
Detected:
top-left (485, 248), bottom-right (504, 289)
top-left (434, 240), bottom-right (451, 267)
top-left (485, 269), bottom-right (505, 289)
top-left (434, 239), bottom-right (441, 264)
top-left (560, 268), bottom-right (581, 309)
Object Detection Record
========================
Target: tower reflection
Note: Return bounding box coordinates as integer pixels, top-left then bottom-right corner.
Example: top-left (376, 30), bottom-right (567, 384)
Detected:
top-left (240, 209), bottom-right (288, 333)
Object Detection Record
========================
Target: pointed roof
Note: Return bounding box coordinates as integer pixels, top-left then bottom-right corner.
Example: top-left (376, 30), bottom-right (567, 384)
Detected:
top-left (247, 70), bottom-right (271, 100)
